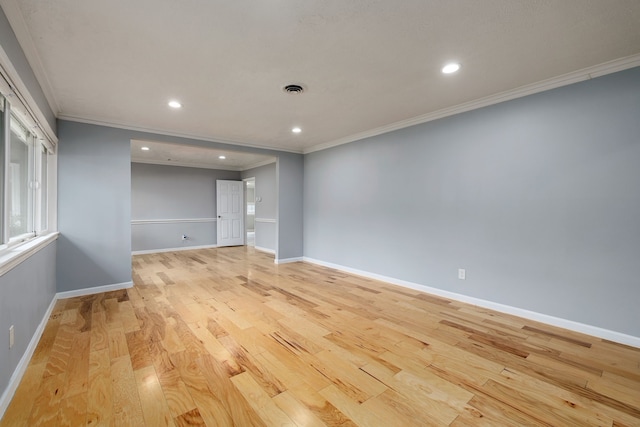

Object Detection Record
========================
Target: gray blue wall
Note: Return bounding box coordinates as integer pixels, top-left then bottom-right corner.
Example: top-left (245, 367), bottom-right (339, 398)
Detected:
top-left (242, 162), bottom-right (277, 252)
top-left (277, 153), bottom-right (304, 261)
top-left (0, 1), bottom-right (285, 408)
top-left (58, 120), bottom-right (304, 291)
top-left (0, 5), bottom-right (58, 408)
top-left (304, 66), bottom-right (640, 337)
top-left (131, 163), bottom-right (240, 252)
top-left (57, 121), bottom-right (133, 291)
top-left (246, 186), bottom-right (255, 230)
top-left (0, 241), bottom-right (56, 403)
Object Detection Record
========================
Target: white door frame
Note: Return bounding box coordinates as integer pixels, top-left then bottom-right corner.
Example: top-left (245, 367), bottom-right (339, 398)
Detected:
top-left (243, 177), bottom-right (255, 247)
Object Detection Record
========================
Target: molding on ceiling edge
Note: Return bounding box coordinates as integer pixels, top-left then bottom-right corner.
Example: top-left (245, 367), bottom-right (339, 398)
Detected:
top-left (304, 53), bottom-right (640, 154)
top-left (3, 0), bottom-right (639, 158)
top-left (131, 157), bottom-right (276, 172)
top-left (0, 0), bottom-right (61, 116)
top-left (4, 0), bottom-right (638, 157)
top-left (57, 114), bottom-right (304, 154)
top-left (131, 158), bottom-right (245, 172)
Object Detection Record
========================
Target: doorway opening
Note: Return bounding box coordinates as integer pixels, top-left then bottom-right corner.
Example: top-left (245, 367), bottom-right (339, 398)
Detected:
top-left (245, 177), bottom-right (256, 247)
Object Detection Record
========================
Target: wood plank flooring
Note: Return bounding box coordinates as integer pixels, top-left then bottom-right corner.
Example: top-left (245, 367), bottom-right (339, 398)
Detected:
top-left (2, 246), bottom-right (640, 426)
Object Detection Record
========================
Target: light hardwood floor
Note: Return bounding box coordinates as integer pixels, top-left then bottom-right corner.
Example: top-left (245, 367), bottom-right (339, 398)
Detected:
top-left (2, 247), bottom-right (640, 426)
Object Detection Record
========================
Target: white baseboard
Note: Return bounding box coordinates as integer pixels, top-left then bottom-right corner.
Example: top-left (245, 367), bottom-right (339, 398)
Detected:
top-left (1, 279), bottom-right (137, 418)
top-left (0, 295), bottom-right (57, 419)
top-left (56, 281), bottom-right (133, 300)
top-left (275, 257), bottom-right (304, 265)
top-left (254, 246), bottom-right (275, 255)
top-left (132, 244), bottom-right (217, 255)
top-left (302, 257), bottom-right (640, 349)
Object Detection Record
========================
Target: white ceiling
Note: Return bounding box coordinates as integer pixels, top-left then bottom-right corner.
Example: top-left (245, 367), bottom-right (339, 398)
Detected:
top-left (4, 0), bottom-right (640, 154)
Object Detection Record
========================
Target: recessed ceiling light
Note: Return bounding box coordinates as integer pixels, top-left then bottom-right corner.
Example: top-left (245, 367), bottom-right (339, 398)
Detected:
top-left (168, 100), bottom-right (182, 109)
top-left (218, 155), bottom-right (226, 160)
top-left (442, 63), bottom-right (461, 74)
top-left (141, 146), bottom-right (150, 151)
top-left (292, 127), bottom-right (302, 133)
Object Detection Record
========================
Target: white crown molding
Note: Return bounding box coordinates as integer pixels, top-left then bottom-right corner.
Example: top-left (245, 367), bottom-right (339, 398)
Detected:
top-left (131, 155), bottom-right (276, 172)
top-left (131, 158), bottom-right (244, 172)
top-left (587, 54), bottom-right (640, 78)
top-left (302, 257), bottom-right (640, 349)
top-left (0, 0), bottom-right (61, 116)
top-left (132, 158), bottom-right (277, 172)
top-left (6, 4), bottom-right (638, 159)
top-left (58, 114), bottom-right (303, 154)
top-left (304, 54), bottom-right (640, 154)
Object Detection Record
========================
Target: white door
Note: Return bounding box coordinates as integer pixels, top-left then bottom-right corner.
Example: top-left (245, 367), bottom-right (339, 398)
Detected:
top-left (217, 180), bottom-right (244, 247)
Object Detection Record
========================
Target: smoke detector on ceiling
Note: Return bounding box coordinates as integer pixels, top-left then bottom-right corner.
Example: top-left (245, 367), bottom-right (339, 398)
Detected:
top-left (283, 84), bottom-right (305, 94)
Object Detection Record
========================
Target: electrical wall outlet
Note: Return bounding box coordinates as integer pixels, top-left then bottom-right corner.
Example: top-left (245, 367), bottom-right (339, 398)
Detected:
top-left (458, 269), bottom-right (466, 280)
top-left (9, 325), bottom-right (14, 349)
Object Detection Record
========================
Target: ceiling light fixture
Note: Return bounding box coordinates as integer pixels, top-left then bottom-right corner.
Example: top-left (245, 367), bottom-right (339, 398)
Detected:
top-left (292, 127), bottom-right (302, 133)
top-left (168, 100), bottom-right (182, 109)
top-left (218, 155), bottom-right (226, 160)
top-left (442, 63), bottom-right (461, 74)
top-left (141, 146), bottom-right (150, 151)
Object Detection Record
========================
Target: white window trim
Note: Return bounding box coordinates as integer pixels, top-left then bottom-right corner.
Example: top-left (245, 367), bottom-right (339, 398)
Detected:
top-left (0, 49), bottom-right (58, 274)
top-left (7, 232), bottom-right (36, 246)
top-left (0, 232), bottom-right (58, 277)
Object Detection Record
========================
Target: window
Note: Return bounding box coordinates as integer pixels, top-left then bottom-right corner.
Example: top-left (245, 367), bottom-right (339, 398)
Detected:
top-left (0, 95), bottom-right (5, 243)
top-left (0, 91), bottom-right (52, 248)
top-left (9, 114), bottom-right (32, 239)
top-left (39, 143), bottom-right (48, 231)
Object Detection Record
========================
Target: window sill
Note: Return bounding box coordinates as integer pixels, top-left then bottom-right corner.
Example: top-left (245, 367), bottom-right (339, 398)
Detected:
top-left (0, 232), bottom-right (59, 277)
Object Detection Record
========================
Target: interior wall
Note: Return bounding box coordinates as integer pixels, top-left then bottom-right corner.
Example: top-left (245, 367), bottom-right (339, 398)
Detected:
top-left (0, 6), bottom-right (59, 409)
top-left (246, 185), bottom-right (255, 231)
top-left (0, 241), bottom-right (56, 407)
top-left (276, 154), bottom-right (304, 261)
top-left (57, 119), bottom-right (300, 291)
top-left (57, 121), bottom-right (133, 292)
top-left (131, 163), bottom-right (240, 252)
top-left (304, 66), bottom-right (640, 338)
top-left (242, 162), bottom-right (277, 252)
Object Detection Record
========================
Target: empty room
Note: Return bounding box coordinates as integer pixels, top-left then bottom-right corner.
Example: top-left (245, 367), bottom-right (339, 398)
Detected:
top-left (1, 1), bottom-right (639, 426)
